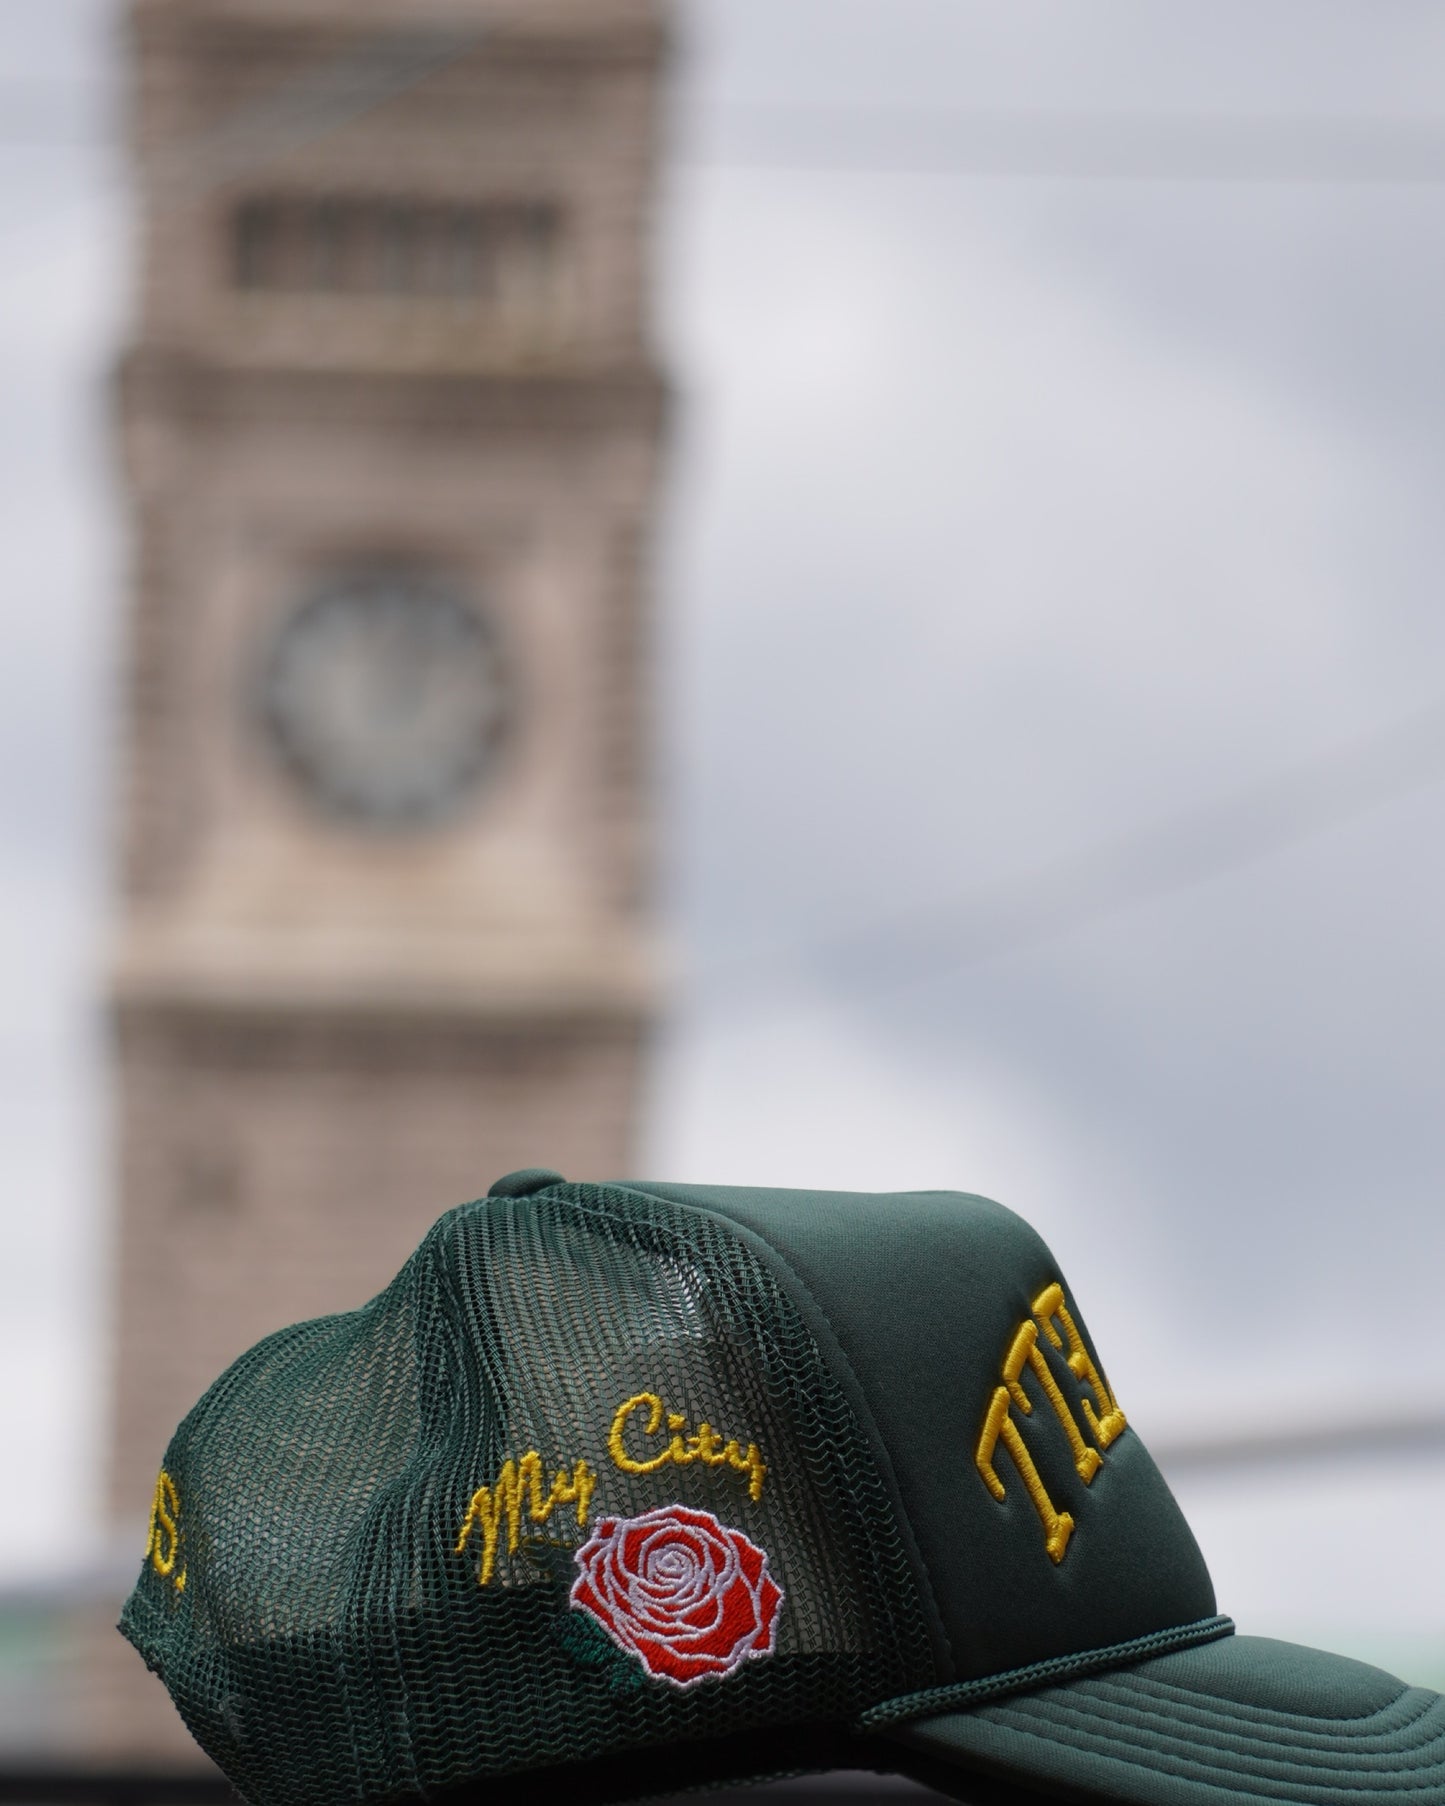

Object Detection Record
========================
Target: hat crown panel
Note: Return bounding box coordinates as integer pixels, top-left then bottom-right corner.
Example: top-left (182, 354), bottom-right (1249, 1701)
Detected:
top-left (632, 1182), bottom-right (1219, 1684)
top-left (121, 1181), bottom-right (938, 1806)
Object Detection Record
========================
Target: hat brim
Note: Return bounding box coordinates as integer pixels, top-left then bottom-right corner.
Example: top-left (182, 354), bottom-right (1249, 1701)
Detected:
top-left (876, 1634), bottom-right (1445, 1806)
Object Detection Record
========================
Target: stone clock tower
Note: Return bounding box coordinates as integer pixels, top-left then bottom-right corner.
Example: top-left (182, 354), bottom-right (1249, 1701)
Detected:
top-left (96, 0), bottom-right (668, 1756)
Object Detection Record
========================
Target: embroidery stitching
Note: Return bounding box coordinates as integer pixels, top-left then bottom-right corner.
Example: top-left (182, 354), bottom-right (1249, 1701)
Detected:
top-left (974, 1281), bottom-right (1129, 1565)
top-left (1005, 1319), bottom-right (1102, 1486)
top-left (569, 1503), bottom-right (783, 1688)
top-left (608, 1392), bottom-right (767, 1501)
top-left (1032, 1282), bottom-right (1127, 1450)
top-left (455, 1452), bottom-right (597, 1586)
top-left (145, 1469), bottom-right (186, 1593)
top-left (977, 1384), bottom-right (1075, 1564)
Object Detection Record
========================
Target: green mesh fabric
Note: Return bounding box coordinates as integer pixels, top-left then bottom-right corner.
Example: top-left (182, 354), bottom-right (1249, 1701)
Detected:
top-left (120, 1182), bottom-right (940, 1806)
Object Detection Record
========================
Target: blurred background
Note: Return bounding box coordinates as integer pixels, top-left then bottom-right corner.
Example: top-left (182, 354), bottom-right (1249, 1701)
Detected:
top-left (2, 0), bottom-right (1445, 1792)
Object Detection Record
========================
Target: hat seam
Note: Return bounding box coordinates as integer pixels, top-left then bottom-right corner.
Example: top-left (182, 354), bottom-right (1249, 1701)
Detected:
top-left (1079, 1668), bottom-right (1429, 1731)
top-left (1049, 1695), bottom-right (1445, 1760)
top-left (957, 1697), bottom-right (1445, 1797)
top-left (982, 1684), bottom-right (1445, 1772)
top-left (858, 1611), bottom-right (1233, 1729)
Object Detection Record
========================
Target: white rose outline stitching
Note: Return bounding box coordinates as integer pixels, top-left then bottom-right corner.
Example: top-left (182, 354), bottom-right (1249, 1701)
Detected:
top-left (569, 1504), bottom-right (783, 1688)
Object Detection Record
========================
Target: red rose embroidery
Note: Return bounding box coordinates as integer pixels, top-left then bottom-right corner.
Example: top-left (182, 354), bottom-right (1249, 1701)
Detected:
top-left (569, 1504), bottom-right (783, 1688)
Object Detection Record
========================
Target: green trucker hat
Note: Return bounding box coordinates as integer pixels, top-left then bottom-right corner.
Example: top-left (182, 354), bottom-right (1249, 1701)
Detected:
top-left (122, 1172), bottom-right (1445, 1805)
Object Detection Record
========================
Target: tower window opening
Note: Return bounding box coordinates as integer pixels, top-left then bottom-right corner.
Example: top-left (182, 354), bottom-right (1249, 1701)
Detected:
top-left (233, 199), bottom-right (284, 289)
top-left (378, 203), bottom-right (418, 294)
top-left (306, 200), bottom-right (345, 292)
top-left (228, 195), bottom-right (562, 304)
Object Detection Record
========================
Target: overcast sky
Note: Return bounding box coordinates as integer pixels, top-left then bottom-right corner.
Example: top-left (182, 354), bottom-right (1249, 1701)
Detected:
top-left (2, 0), bottom-right (1443, 1679)
top-left (655, 1), bottom-right (1445, 1409)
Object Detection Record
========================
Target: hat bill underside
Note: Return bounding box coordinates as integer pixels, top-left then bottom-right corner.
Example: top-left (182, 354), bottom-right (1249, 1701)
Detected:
top-left (879, 1634), bottom-right (1445, 1806)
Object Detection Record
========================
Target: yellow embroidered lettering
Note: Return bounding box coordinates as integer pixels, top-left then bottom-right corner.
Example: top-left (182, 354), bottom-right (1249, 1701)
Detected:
top-left (609, 1393), bottom-right (674, 1474)
top-left (608, 1393), bottom-right (767, 1500)
top-left (667, 1414), bottom-right (690, 1463)
top-left (1032, 1283), bottom-right (1127, 1450)
top-left (975, 1384), bottom-right (1075, 1564)
top-left (975, 1280), bottom-right (1129, 1565)
top-left (727, 1438), bottom-right (768, 1502)
top-left (975, 1386), bottom-right (1012, 1503)
top-left (690, 1421), bottom-right (725, 1464)
top-left (145, 1471), bottom-right (185, 1591)
top-left (455, 1451), bottom-right (597, 1586)
top-left (1003, 1319), bottom-right (1101, 1486)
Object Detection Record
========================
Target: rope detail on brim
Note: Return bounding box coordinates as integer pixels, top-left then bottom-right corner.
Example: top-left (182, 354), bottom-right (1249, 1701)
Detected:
top-left (860, 1613), bottom-right (1237, 1730)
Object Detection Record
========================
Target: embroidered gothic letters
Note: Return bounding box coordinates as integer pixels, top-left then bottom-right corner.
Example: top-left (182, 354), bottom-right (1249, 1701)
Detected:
top-left (974, 1282), bottom-right (1127, 1565)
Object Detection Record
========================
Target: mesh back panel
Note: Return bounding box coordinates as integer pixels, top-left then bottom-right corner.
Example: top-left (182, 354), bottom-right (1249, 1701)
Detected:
top-left (121, 1183), bottom-right (939, 1806)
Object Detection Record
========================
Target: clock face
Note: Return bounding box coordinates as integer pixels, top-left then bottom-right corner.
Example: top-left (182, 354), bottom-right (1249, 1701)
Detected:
top-left (260, 574), bottom-right (507, 828)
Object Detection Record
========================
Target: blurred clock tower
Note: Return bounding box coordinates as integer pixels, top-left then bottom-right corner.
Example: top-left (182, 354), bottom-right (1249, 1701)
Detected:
top-left (94, 0), bottom-right (669, 1758)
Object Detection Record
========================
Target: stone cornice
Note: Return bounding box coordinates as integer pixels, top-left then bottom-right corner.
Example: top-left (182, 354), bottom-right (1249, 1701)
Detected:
top-left (128, 2), bottom-right (670, 69)
top-left (116, 346), bottom-right (670, 435)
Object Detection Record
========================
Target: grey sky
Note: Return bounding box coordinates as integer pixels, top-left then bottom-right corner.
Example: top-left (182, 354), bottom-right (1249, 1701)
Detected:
top-left (652, 0), bottom-right (1445, 1389)
top-left (0, 0), bottom-right (1442, 1671)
